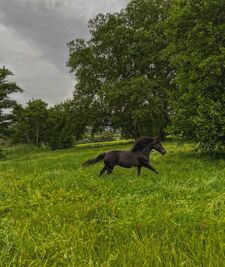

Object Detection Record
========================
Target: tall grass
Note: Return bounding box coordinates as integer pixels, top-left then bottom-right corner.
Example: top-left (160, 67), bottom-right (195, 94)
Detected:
top-left (0, 142), bottom-right (225, 266)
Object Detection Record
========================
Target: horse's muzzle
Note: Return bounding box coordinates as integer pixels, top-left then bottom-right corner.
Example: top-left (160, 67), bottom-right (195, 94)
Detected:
top-left (161, 150), bottom-right (166, 155)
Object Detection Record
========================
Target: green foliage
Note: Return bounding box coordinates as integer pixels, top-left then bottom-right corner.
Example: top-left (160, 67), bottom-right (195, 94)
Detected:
top-left (0, 142), bottom-right (225, 265)
top-left (103, 76), bottom-right (169, 138)
top-left (46, 101), bottom-right (74, 149)
top-left (98, 131), bottom-right (114, 142)
top-left (165, 0), bottom-right (225, 150)
top-left (0, 66), bottom-right (23, 138)
top-left (12, 100), bottom-right (87, 150)
top-left (12, 99), bottom-right (48, 145)
top-left (67, 0), bottom-right (225, 150)
top-left (67, 0), bottom-right (172, 138)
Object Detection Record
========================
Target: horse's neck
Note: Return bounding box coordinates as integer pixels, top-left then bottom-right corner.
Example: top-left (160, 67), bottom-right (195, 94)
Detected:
top-left (142, 144), bottom-right (153, 158)
top-left (130, 142), bottom-right (153, 158)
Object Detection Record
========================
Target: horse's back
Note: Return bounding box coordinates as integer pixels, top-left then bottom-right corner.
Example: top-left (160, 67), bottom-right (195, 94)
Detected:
top-left (105, 150), bottom-right (139, 168)
top-left (104, 150), bottom-right (121, 164)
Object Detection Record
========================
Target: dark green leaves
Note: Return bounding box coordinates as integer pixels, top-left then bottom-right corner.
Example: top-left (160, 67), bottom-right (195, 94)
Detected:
top-left (0, 67), bottom-right (23, 138)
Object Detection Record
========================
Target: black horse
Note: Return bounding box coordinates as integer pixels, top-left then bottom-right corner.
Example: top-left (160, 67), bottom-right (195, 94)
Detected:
top-left (83, 138), bottom-right (166, 176)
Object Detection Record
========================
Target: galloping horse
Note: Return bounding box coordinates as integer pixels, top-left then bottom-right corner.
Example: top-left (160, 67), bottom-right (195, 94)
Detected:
top-left (83, 138), bottom-right (166, 176)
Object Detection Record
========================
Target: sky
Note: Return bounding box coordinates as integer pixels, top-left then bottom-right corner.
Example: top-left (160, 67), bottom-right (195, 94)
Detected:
top-left (0, 0), bottom-right (128, 106)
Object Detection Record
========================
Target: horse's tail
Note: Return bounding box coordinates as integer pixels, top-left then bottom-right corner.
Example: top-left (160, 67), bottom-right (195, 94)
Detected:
top-left (82, 153), bottom-right (106, 167)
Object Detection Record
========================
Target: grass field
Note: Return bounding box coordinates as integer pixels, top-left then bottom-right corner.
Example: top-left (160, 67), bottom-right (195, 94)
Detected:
top-left (0, 141), bottom-right (225, 266)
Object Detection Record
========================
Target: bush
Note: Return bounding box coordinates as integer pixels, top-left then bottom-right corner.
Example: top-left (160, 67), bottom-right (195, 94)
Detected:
top-left (99, 131), bottom-right (114, 141)
top-left (46, 103), bottom-right (75, 150)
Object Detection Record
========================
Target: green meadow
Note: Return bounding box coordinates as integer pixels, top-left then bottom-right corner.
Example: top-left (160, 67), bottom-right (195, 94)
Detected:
top-left (0, 141), bottom-right (225, 266)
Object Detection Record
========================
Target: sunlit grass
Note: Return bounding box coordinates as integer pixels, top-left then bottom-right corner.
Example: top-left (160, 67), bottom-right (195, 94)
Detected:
top-left (76, 139), bottom-right (133, 148)
top-left (0, 142), bottom-right (225, 266)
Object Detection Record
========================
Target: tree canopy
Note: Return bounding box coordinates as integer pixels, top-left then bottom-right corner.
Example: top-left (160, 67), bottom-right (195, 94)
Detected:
top-left (165, 0), bottom-right (225, 150)
top-left (12, 99), bottom-right (48, 145)
top-left (0, 67), bottom-right (23, 138)
top-left (67, 0), bottom-right (225, 150)
top-left (67, 0), bottom-right (172, 139)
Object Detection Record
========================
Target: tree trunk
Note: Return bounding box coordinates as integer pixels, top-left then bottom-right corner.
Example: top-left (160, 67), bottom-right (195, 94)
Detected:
top-left (133, 123), bottom-right (141, 140)
top-left (36, 123), bottom-right (39, 145)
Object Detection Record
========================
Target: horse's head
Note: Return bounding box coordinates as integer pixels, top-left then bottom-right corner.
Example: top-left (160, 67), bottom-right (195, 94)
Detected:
top-left (152, 138), bottom-right (166, 155)
top-left (132, 137), bottom-right (166, 155)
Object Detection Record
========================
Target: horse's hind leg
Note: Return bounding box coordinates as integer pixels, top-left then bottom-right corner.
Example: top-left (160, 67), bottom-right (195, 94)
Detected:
top-left (104, 162), bottom-right (114, 175)
top-left (99, 166), bottom-right (107, 177)
top-left (106, 166), bottom-right (114, 175)
top-left (103, 159), bottom-right (115, 175)
top-left (137, 166), bottom-right (142, 176)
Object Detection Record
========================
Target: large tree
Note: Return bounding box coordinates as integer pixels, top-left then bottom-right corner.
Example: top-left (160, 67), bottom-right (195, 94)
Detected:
top-left (165, 0), bottom-right (225, 150)
top-left (67, 0), bottom-right (172, 139)
top-left (0, 67), bottom-right (23, 138)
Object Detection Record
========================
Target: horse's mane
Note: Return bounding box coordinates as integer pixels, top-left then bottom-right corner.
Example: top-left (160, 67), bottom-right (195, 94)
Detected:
top-left (131, 137), bottom-right (155, 152)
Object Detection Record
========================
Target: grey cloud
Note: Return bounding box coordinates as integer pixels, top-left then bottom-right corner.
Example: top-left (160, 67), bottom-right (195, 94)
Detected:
top-left (0, 23), bottom-right (74, 105)
top-left (0, 0), bottom-right (91, 72)
top-left (0, 0), bottom-right (128, 105)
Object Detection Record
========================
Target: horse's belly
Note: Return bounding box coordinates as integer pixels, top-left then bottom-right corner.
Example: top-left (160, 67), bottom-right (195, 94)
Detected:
top-left (118, 153), bottom-right (138, 168)
top-left (118, 162), bottom-right (133, 168)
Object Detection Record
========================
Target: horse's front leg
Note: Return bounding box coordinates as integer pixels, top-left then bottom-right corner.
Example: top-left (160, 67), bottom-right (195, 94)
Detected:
top-left (106, 167), bottom-right (114, 175)
top-left (137, 166), bottom-right (142, 176)
top-left (142, 162), bottom-right (159, 174)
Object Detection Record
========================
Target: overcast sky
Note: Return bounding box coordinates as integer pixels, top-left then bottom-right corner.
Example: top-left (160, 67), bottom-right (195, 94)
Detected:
top-left (0, 0), bottom-right (128, 106)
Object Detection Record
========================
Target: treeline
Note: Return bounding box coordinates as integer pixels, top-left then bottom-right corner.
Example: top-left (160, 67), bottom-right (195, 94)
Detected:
top-left (1, 0), bottom-right (225, 151)
top-left (4, 101), bottom-right (86, 150)
top-left (0, 67), bottom-right (111, 150)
